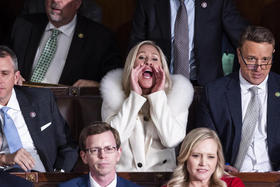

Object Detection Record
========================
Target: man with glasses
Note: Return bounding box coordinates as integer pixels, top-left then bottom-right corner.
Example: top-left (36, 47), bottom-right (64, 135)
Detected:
top-left (196, 25), bottom-right (280, 172)
top-left (59, 122), bottom-right (141, 187)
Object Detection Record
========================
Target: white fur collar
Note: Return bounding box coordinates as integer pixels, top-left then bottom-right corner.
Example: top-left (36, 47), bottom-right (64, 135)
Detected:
top-left (100, 69), bottom-right (194, 113)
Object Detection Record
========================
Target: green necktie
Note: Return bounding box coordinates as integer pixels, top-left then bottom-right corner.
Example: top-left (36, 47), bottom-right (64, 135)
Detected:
top-left (31, 29), bottom-right (61, 83)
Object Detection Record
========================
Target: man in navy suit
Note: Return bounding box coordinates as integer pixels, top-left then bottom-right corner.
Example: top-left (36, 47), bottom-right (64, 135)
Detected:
top-left (196, 26), bottom-right (280, 172)
top-left (0, 46), bottom-right (78, 172)
top-left (59, 122), bottom-right (141, 187)
top-left (11, 0), bottom-right (121, 87)
top-left (0, 172), bottom-right (33, 187)
top-left (129, 0), bottom-right (248, 85)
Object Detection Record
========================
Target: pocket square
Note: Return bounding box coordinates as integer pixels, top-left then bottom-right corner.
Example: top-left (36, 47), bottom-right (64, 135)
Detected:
top-left (41, 122), bottom-right (52, 131)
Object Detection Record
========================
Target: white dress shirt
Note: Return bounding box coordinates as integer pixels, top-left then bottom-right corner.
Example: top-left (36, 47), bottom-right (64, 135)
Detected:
top-left (0, 89), bottom-right (45, 172)
top-left (170, 0), bottom-right (196, 80)
top-left (32, 15), bottom-right (77, 84)
top-left (239, 72), bottom-right (272, 172)
top-left (89, 172), bottom-right (117, 187)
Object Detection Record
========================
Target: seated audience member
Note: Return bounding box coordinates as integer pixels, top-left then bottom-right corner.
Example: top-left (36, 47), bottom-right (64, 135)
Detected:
top-left (100, 40), bottom-right (194, 171)
top-left (11, 0), bottom-right (121, 87)
top-left (129, 0), bottom-right (248, 86)
top-left (59, 122), bottom-right (141, 187)
top-left (164, 128), bottom-right (244, 187)
top-left (0, 46), bottom-right (78, 172)
top-left (0, 171), bottom-right (33, 187)
top-left (21, 0), bottom-right (102, 23)
top-left (196, 26), bottom-right (280, 172)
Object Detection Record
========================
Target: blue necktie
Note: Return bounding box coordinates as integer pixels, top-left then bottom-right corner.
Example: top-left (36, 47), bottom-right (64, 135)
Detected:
top-left (1, 107), bottom-right (23, 153)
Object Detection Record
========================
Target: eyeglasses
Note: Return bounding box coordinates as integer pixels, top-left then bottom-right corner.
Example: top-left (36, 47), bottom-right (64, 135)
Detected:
top-left (85, 146), bottom-right (117, 155)
top-left (239, 49), bottom-right (272, 70)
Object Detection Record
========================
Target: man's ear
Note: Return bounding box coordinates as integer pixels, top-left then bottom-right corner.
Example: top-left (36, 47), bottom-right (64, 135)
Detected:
top-left (236, 48), bottom-right (242, 65)
top-left (236, 48), bottom-right (240, 55)
top-left (75, 0), bottom-right (82, 10)
top-left (80, 150), bottom-right (88, 165)
top-left (116, 147), bottom-right (122, 162)
top-left (14, 71), bottom-right (20, 84)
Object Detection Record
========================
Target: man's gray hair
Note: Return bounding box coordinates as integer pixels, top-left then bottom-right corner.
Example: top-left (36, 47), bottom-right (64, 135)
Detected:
top-left (0, 45), bottom-right (19, 71)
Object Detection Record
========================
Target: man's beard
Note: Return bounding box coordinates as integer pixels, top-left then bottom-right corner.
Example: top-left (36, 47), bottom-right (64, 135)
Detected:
top-left (49, 11), bottom-right (63, 23)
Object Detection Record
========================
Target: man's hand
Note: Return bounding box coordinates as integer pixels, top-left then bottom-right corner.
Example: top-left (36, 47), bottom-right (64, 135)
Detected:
top-left (224, 164), bottom-right (239, 173)
top-left (1, 148), bottom-right (35, 171)
top-left (73, 79), bottom-right (100, 87)
top-left (130, 63), bottom-right (144, 95)
top-left (151, 65), bottom-right (165, 93)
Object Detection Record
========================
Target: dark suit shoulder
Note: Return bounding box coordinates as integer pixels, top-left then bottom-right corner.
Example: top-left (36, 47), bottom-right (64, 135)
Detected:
top-left (117, 176), bottom-right (141, 187)
top-left (269, 72), bottom-right (280, 84)
top-left (0, 172), bottom-right (33, 187)
top-left (58, 174), bottom-right (88, 187)
top-left (15, 13), bottom-right (48, 25)
top-left (205, 72), bottom-right (239, 91)
top-left (14, 86), bottom-right (53, 99)
top-left (77, 14), bottom-right (113, 36)
top-left (137, 0), bottom-right (158, 6)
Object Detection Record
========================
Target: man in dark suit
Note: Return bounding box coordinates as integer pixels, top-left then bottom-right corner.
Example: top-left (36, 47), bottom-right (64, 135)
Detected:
top-left (129, 0), bottom-right (248, 85)
top-left (21, 0), bottom-right (102, 23)
top-left (59, 122), bottom-right (141, 187)
top-left (0, 46), bottom-right (78, 172)
top-left (0, 172), bottom-right (33, 187)
top-left (196, 26), bottom-right (280, 172)
top-left (11, 0), bottom-right (121, 87)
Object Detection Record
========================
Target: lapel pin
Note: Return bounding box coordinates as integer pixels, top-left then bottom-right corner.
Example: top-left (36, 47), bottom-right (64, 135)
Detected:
top-left (78, 33), bottom-right (84, 39)
top-left (201, 1), bottom-right (207, 8)
top-left (30, 112), bottom-right (36, 118)
top-left (275, 92), bottom-right (280, 97)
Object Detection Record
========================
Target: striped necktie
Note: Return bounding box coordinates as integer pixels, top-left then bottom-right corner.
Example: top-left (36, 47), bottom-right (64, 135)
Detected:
top-left (234, 86), bottom-right (259, 170)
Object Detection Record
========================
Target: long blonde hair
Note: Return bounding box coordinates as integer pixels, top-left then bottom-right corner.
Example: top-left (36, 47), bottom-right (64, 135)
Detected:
top-left (122, 40), bottom-right (172, 97)
top-left (167, 128), bottom-right (226, 187)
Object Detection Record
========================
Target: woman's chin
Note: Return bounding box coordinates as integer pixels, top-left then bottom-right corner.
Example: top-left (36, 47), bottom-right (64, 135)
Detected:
top-left (141, 88), bottom-right (152, 95)
top-left (139, 82), bottom-right (153, 91)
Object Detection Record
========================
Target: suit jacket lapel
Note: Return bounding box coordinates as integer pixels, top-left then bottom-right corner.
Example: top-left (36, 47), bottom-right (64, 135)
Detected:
top-left (194, 0), bottom-right (211, 60)
top-left (116, 176), bottom-right (124, 187)
top-left (267, 73), bottom-right (280, 149)
top-left (77, 174), bottom-right (90, 187)
top-left (14, 87), bottom-right (45, 158)
top-left (59, 15), bottom-right (86, 84)
top-left (24, 17), bottom-right (48, 80)
top-left (225, 73), bottom-right (243, 162)
top-left (156, 0), bottom-right (170, 41)
top-left (15, 87), bottom-right (41, 134)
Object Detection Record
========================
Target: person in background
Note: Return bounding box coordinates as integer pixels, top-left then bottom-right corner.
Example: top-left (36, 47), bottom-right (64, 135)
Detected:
top-left (0, 46), bottom-right (78, 172)
top-left (164, 128), bottom-right (244, 187)
top-left (129, 0), bottom-right (248, 86)
top-left (59, 122), bottom-right (141, 187)
top-left (21, 0), bottom-right (102, 23)
top-left (11, 0), bottom-right (121, 87)
top-left (196, 25), bottom-right (280, 172)
top-left (100, 40), bottom-right (194, 171)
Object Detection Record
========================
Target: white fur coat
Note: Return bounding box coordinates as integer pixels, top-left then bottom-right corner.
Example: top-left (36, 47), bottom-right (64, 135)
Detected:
top-left (100, 69), bottom-right (194, 171)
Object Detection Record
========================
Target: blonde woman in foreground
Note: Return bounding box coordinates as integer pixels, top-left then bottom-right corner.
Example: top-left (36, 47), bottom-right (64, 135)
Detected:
top-left (164, 128), bottom-right (244, 187)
